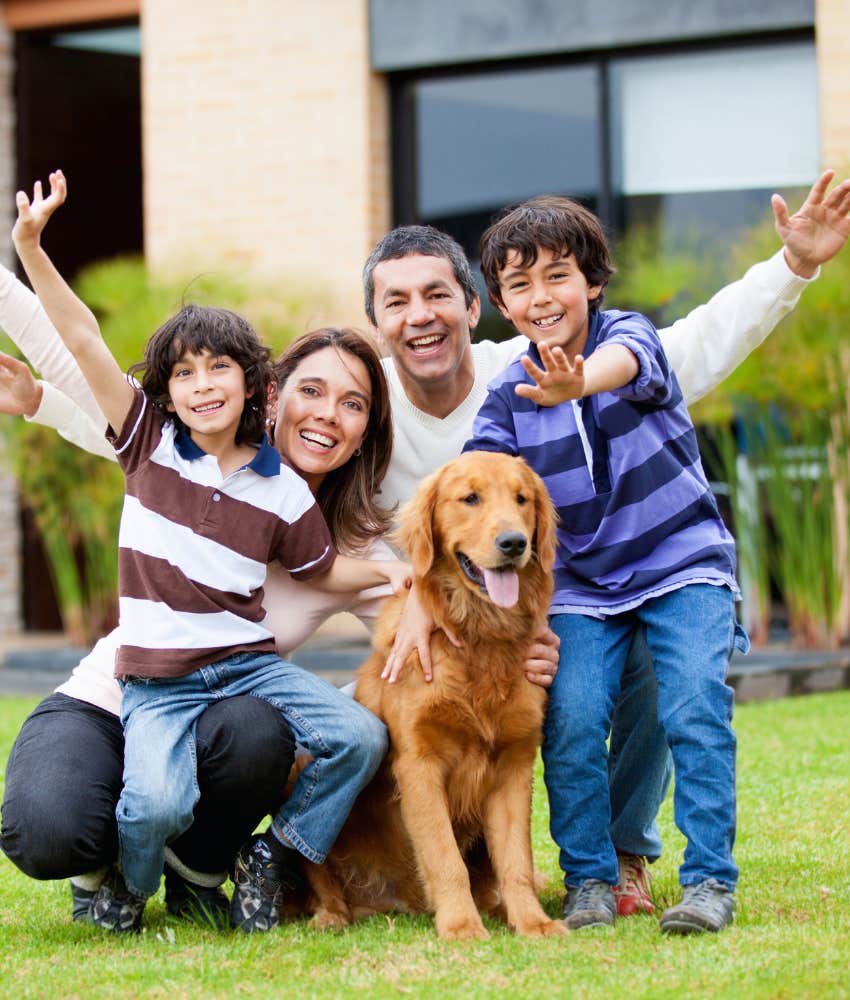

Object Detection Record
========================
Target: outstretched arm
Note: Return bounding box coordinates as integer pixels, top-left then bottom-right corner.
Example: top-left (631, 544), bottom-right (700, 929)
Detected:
top-left (661, 170), bottom-right (850, 405)
top-left (11, 171), bottom-right (133, 434)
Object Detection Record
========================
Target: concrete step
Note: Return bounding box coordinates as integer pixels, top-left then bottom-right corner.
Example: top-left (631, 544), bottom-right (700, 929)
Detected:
top-left (1, 634), bottom-right (849, 703)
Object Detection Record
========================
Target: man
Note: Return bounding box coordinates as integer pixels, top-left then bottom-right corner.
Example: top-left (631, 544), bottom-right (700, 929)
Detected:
top-left (365, 171), bottom-right (850, 915)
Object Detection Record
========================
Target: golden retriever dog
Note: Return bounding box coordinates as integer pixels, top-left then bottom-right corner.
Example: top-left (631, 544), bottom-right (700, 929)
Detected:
top-left (301, 451), bottom-right (566, 940)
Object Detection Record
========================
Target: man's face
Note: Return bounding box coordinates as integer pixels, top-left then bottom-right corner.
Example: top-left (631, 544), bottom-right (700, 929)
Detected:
top-left (370, 254), bottom-right (481, 392)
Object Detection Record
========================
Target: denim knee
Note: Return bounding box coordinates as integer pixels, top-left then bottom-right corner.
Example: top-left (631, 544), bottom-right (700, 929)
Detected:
top-left (356, 710), bottom-right (388, 778)
top-left (659, 676), bottom-right (735, 745)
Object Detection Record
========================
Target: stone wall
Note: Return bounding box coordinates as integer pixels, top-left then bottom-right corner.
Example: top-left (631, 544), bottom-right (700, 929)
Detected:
top-left (141, 0), bottom-right (390, 329)
top-left (816, 0), bottom-right (850, 168)
top-left (0, 17), bottom-right (21, 633)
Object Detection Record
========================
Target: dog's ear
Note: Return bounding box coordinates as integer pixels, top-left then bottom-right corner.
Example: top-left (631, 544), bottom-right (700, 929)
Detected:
top-left (529, 465), bottom-right (558, 573)
top-left (394, 469), bottom-right (440, 575)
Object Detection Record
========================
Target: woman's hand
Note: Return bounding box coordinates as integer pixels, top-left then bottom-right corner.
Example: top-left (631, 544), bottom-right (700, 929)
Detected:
top-left (524, 624), bottom-right (560, 688)
top-left (0, 352), bottom-right (42, 417)
top-left (382, 559), bottom-right (413, 597)
top-left (381, 583), bottom-right (462, 684)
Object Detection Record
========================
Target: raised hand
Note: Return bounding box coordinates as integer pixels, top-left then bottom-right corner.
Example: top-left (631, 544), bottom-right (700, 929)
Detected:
top-left (0, 352), bottom-right (42, 417)
top-left (12, 170), bottom-right (68, 251)
top-left (515, 341), bottom-right (585, 406)
top-left (773, 169), bottom-right (850, 278)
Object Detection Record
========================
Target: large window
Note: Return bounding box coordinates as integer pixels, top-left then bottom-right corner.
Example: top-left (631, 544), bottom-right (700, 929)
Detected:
top-left (393, 38), bottom-right (818, 333)
top-left (609, 42), bottom-right (818, 245)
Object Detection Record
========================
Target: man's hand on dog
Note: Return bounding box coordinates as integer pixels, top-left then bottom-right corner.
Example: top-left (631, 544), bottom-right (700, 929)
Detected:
top-left (383, 593), bottom-right (559, 688)
top-left (524, 625), bottom-right (559, 688)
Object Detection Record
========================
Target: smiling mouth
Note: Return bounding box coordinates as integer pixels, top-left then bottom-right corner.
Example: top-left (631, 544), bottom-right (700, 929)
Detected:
top-left (532, 314), bottom-right (564, 330)
top-left (192, 401), bottom-right (224, 414)
top-left (408, 333), bottom-right (446, 354)
top-left (456, 551), bottom-right (520, 608)
top-left (300, 430), bottom-right (337, 449)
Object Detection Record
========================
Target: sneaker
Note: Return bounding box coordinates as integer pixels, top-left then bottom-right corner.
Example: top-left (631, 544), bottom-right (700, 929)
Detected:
top-left (562, 879), bottom-right (616, 930)
top-left (613, 852), bottom-right (654, 917)
top-left (660, 878), bottom-right (735, 934)
top-left (90, 867), bottom-right (146, 934)
top-left (164, 865), bottom-right (229, 930)
top-left (69, 881), bottom-right (97, 923)
top-left (230, 835), bottom-right (303, 933)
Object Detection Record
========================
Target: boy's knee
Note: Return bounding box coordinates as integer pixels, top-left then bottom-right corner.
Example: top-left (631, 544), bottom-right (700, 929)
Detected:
top-left (661, 681), bottom-right (735, 743)
top-left (352, 712), bottom-right (388, 776)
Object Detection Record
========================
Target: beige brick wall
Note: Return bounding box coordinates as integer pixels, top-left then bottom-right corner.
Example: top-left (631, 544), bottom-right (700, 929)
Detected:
top-left (0, 17), bottom-right (22, 633)
top-left (141, 0), bottom-right (390, 330)
top-left (816, 0), bottom-right (850, 168)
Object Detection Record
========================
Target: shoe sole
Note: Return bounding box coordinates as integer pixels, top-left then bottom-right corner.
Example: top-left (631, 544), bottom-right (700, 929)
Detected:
top-left (660, 916), bottom-right (728, 934)
top-left (564, 914), bottom-right (615, 930)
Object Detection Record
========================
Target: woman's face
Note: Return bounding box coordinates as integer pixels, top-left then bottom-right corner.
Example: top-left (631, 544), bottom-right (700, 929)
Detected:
top-left (274, 345), bottom-right (372, 491)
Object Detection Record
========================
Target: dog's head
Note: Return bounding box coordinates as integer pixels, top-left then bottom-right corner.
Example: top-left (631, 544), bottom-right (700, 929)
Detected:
top-left (396, 451), bottom-right (556, 613)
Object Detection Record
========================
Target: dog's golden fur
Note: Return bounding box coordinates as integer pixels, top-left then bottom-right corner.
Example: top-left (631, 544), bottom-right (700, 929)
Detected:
top-left (302, 451), bottom-right (565, 940)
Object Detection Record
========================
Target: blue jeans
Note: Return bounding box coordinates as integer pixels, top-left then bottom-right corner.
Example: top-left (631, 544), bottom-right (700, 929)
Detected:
top-left (544, 584), bottom-right (745, 891)
top-left (118, 651), bottom-right (387, 897)
top-left (608, 627), bottom-right (672, 861)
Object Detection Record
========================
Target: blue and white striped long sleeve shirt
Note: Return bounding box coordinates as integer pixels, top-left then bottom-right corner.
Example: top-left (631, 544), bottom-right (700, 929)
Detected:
top-left (463, 309), bottom-right (738, 616)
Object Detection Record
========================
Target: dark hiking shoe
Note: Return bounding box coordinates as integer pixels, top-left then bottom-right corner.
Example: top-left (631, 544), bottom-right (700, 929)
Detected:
top-left (69, 881), bottom-right (97, 923)
top-left (230, 835), bottom-right (303, 933)
top-left (164, 864), bottom-right (229, 930)
top-left (660, 878), bottom-right (735, 934)
top-left (562, 879), bottom-right (616, 929)
top-left (90, 867), bottom-right (146, 934)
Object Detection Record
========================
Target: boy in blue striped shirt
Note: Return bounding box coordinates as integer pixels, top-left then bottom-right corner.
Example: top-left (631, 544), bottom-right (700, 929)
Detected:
top-left (465, 196), bottom-right (747, 934)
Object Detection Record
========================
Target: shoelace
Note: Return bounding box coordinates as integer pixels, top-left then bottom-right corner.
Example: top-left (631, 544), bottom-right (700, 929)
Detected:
top-left (574, 879), bottom-right (611, 907)
top-left (619, 855), bottom-right (648, 889)
top-left (685, 879), bottom-right (726, 907)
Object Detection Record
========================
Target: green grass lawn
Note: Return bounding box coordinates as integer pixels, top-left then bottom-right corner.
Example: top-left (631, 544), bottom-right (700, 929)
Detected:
top-left (0, 690), bottom-right (848, 999)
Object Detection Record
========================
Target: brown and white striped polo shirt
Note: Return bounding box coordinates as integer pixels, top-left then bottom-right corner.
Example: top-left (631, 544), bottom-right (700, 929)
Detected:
top-left (109, 390), bottom-right (336, 679)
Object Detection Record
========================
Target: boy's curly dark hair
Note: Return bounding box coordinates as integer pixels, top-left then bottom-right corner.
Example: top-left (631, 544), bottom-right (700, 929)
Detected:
top-left (479, 195), bottom-right (616, 313)
top-left (128, 305), bottom-right (272, 445)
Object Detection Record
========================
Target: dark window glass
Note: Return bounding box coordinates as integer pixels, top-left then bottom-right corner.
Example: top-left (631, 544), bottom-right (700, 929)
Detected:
top-left (411, 65), bottom-right (601, 338)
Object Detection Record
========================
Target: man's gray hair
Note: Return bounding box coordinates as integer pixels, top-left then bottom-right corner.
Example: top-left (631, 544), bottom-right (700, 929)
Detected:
top-left (362, 225), bottom-right (478, 325)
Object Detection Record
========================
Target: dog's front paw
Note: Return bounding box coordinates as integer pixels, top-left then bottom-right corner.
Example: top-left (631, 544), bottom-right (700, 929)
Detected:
top-left (515, 915), bottom-right (568, 938)
top-left (312, 906), bottom-right (352, 931)
top-left (436, 910), bottom-right (489, 941)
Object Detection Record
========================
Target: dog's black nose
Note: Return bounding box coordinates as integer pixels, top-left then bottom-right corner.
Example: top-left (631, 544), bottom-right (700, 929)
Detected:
top-left (495, 531), bottom-right (527, 558)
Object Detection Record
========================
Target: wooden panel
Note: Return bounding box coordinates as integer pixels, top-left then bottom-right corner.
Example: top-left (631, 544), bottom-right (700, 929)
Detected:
top-left (2, 0), bottom-right (139, 30)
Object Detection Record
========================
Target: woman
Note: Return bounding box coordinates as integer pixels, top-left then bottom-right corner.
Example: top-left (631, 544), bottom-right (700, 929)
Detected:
top-left (0, 267), bottom-right (396, 927)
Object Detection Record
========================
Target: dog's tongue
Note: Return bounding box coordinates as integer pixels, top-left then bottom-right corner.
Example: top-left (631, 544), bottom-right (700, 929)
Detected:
top-left (482, 567), bottom-right (520, 608)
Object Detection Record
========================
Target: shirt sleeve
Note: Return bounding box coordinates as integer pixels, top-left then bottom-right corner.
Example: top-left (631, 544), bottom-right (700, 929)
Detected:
top-left (107, 388), bottom-right (163, 475)
top-left (600, 312), bottom-right (674, 406)
top-left (269, 481), bottom-right (338, 582)
top-left (463, 383), bottom-right (520, 456)
top-left (658, 249), bottom-right (813, 405)
top-left (25, 380), bottom-right (116, 462)
top-left (0, 263), bottom-right (106, 425)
